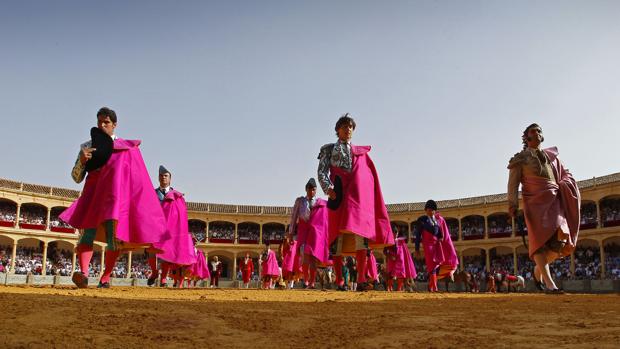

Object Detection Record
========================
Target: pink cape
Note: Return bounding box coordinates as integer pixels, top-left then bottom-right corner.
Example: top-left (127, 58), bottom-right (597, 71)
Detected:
top-left (366, 251), bottom-right (378, 281)
top-left (281, 240), bottom-right (302, 273)
top-left (297, 198), bottom-right (330, 263)
top-left (421, 214), bottom-right (459, 273)
top-left (262, 249), bottom-right (279, 277)
top-left (328, 145), bottom-right (394, 248)
top-left (60, 139), bottom-right (169, 248)
top-left (394, 238), bottom-right (417, 279)
top-left (189, 250), bottom-right (211, 279)
top-left (520, 147), bottom-right (580, 258)
top-left (153, 190), bottom-right (197, 265)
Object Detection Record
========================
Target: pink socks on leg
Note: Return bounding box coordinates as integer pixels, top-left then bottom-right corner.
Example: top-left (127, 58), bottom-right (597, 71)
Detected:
top-left (100, 250), bottom-right (120, 283)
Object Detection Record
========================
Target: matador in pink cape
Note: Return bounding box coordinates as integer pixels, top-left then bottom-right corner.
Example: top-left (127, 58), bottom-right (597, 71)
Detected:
top-left (318, 114), bottom-right (394, 291)
top-left (414, 200), bottom-right (458, 292)
top-left (261, 242), bottom-right (280, 289)
top-left (147, 165), bottom-right (197, 287)
top-left (60, 107), bottom-right (169, 289)
top-left (285, 178), bottom-right (329, 289)
top-left (508, 123), bottom-right (580, 294)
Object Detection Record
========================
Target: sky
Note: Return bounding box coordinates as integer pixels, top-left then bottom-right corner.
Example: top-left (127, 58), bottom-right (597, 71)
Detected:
top-left (1, 1), bottom-right (619, 206)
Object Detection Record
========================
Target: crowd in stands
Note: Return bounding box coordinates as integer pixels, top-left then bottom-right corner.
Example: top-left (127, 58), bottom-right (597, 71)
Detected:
top-left (19, 209), bottom-right (46, 225)
top-left (580, 204), bottom-right (598, 227)
top-left (488, 216), bottom-right (512, 235)
top-left (238, 225), bottom-right (259, 241)
top-left (189, 221), bottom-right (207, 242)
top-left (49, 209), bottom-right (73, 229)
top-left (445, 220), bottom-right (459, 241)
top-left (0, 202), bottom-right (16, 222)
top-left (262, 227), bottom-right (284, 241)
top-left (601, 199), bottom-right (620, 225)
top-left (461, 222), bottom-right (484, 238)
top-left (209, 226), bottom-right (234, 240)
top-left (605, 242), bottom-right (620, 279)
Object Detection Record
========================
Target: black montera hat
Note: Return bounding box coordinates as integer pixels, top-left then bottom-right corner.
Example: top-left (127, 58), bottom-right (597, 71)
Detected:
top-left (306, 178), bottom-right (317, 189)
top-left (85, 127), bottom-right (113, 172)
top-left (424, 200), bottom-right (438, 211)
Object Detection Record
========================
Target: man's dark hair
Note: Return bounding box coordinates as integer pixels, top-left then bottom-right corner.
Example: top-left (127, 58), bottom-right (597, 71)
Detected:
top-left (97, 107), bottom-right (117, 123)
top-left (522, 123), bottom-right (544, 149)
top-left (335, 113), bottom-right (356, 135)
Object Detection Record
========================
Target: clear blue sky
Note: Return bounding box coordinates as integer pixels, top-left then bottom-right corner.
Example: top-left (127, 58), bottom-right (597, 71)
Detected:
top-left (1, 1), bottom-right (619, 205)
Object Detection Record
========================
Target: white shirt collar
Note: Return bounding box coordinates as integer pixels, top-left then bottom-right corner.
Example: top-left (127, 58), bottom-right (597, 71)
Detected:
top-left (160, 186), bottom-right (171, 192)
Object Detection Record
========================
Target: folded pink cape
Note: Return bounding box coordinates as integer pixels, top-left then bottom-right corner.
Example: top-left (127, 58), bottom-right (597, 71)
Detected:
top-left (60, 139), bottom-right (168, 249)
top-left (328, 145), bottom-right (394, 249)
top-left (189, 250), bottom-right (211, 279)
top-left (421, 214), bottom-right (458, 273)
top-left (520, 147), bottom-right (580, 257)
top-left (262, 249), bottom-right (280, 277)
top-left (153, 190), bottom-right (197, 266)
top-left (296, 198), bottom-right (329, 263)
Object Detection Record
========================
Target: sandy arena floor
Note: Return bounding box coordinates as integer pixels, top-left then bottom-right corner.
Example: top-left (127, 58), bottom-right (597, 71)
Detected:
top-left (0, 285), bottom-right (618, 349)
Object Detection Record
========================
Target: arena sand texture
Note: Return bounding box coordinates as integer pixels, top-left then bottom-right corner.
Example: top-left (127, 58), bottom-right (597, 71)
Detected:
top-left (0, 285), bottom-right (618, 349)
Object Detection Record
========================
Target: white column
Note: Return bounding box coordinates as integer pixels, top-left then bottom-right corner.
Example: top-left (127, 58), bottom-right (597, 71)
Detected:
top-left (10, 241), bottom-right (17, 272)
top-left (45, 207), bottom-right (51, 231)
top-left (232, 253), bottom-right (238, 281)
top-left (15, 204), bottom-right (21, 228)
top-left (126, 251), bottom-right (133, 279)
top-left (484, 216), bottom-right (489, 239)
top-left (41, 241), bottom-right (48, 276)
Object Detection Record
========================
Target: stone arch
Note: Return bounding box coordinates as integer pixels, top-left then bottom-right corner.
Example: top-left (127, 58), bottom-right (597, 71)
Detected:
top-left (49, 206), bottom-right (75, 233)
top-left (487, 212), bottom-right (512, 238)
top-left (488, 246), bottom-right (514, 273)
top-left (208, 221), bottom-right (235, 243)
top-left (188, 219), bottom-right (207, 243)
top-left (238, 222), bottom-right (260, 244)
top-left (602, 236), bottom-right (620, 279)
top-left (205, 251), bottom-right (234, 279)
top-left (0, 198), bottom-right (18, 226)
top-left (580, 200), bottom-right (598, 230)
top-left (461, 215), bottom-right (485, 240)
top-left (599, 196), bottom-right (620, 227)
top-left (461, 247), bottom-right (486, 274)
top-left (19, 203), bottom-right (48, 230)
top-left (262, 222), bottom-right (285, 244)
top-left (444, 217), bottom-right (459, 241)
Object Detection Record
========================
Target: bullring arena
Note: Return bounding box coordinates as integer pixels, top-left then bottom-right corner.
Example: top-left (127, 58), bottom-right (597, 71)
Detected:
top-left (1, 175), bottom-right (620, 348)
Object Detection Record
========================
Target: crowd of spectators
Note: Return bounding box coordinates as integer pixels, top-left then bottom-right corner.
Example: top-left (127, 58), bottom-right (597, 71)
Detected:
top-left (461, 221), bottom-right (485, 238)
top-left (487, 216), bottom-right (512, 235)
top-left (49, 209), bottom-right (73, 229)
top-left (262, 226), bottom-right (284, 242)
top-left (0, 202), bottom-right (16, 222)
top-left (580, 203), bottom-right (598, 227)
top-left (445, 220), bottom-right (459, 241)
top-left (209, 225), bottom-right (234, 240)
top-left (189, 221), bottom-right (207, 242)
top-left (601, 199), bottom-right (620, 225)
top-left (238, 225), bottom-right (259, 241)
top-left (19, 209), bottom-right (46, 226)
